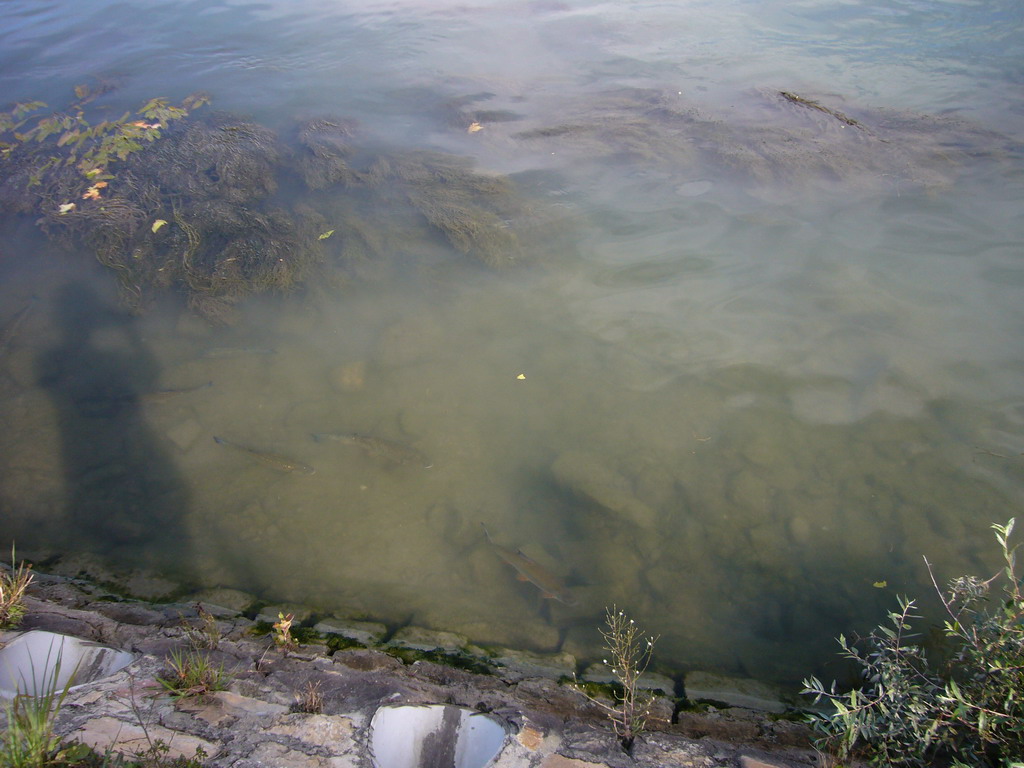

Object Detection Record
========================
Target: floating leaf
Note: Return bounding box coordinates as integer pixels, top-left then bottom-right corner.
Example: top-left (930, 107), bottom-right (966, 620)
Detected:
top-left (152, 219), bottom-right (167, 233)
top-left (467, 121), bottom-right (483, 133)
top-left (516, 373), bottom-right (526, 380)
top-left (58, 202), bottom-right (76, 214)
top-left (873, 580), bottom-right (887, 588)
top-left (318, 229), bottom-right (335, 240)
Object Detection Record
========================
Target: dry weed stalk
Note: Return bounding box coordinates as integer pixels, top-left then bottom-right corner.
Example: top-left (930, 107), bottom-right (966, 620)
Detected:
top-left (295, 680), bottom-right (324, 714)
top-left (575, 605), bottom-right (659, 753)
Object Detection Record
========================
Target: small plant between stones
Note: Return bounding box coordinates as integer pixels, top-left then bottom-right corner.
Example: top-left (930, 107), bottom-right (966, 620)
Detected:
top-left (272, 612), bottom-right (296, 652)
top-left (155, 648), bottom-right (229, 700)
top-left (802, 519), bottom-right (1024, 768)
top-left (179, 604), bottom-right (220, 651)
top-left (573, 605), bottom-right (659, 754)
top-left (0, 544), bottom-right (34, 629)
top-left (293, 680), bottom-right (324, 714)
top-left (0, 651), bottom-right (73, 767)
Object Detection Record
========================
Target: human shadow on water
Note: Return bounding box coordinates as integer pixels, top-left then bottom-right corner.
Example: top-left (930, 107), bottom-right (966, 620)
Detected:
top-left (35, 282), bottom-right (192, 576)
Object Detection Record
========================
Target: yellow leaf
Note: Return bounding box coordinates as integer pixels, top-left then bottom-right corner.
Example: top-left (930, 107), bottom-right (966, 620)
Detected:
top-left (58, 203), bottom-right (76, 214)
top-left (873, 580), bottom-right (887, 588)
top-left (318, 229), bottom-right (335, 240)
top-left (152, 219), bottom-right (167, 233)
top-left (516, 373), bottom-right (526, 380)
top-left (467, 121), bottom-right (483, 133)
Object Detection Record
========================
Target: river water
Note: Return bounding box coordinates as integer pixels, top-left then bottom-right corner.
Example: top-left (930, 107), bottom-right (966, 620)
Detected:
top-left (1, 0), bottom-right (1022, 687)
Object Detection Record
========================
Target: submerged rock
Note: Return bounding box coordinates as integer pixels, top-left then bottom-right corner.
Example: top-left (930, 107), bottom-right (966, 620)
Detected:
top-left (551, 450), bottom-right (657, 529)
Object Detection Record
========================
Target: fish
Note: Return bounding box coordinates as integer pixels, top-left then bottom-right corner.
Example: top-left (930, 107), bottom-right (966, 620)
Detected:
top-left (480, 523), bottom-right (577, 606)
top-left (0, 297), bottom-right (38, 356)
top-left (311, 432), bottom-right (433, 468)
top-left (141, 380), bottom-right (213, 403)
top-left (201, 346), bottom-right (276, 359)
top-left (212, 436), bottom-right (315, 474)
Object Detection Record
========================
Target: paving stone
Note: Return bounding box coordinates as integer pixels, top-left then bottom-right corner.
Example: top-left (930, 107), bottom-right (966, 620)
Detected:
top-left (71, 716), bottom-right (218, 761)
top-left (540, 756), bottom-right (605, 768)
top-left (517, 721), bottom-right (546, 750)
top-left (247, 742), bottom-right (357, 768)
top-left (179, 690), bottom-right (289, 725)
top-left (268, 713), bottom-right (356, 749)
top-left (740, 756), bottom-right (791, 768)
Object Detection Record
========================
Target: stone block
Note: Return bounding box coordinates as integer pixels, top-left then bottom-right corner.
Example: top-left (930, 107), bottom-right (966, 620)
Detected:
top-left (491, 648), bottom-right (576, 681)
top-left (387, 626), bottom-right (468, 653)
top-left (683, 671), bottom-right (788, 713)
top-left (187, 587), bottom-right (258, 615)
top-left (313, 618), bottom-right (386, 646)
top-left (256, 604), bottom-right (313, 625)
top-left (580, 663), bottom-right (675, 694)
top-left (248, 742), bottom-right (356, 768)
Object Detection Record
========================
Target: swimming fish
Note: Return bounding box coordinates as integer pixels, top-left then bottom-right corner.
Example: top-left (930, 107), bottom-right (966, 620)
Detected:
top-left (141, 380), bottom-right (213, 403)
top-left (201, 346), bottom-right (276, 359)
top-left (311, 432), bottom-right (432, 468)
top-left (480, 523), bottom-right (577, 606)
top-left (213, 435), bottom-right (315, 474)
top-left (0, 297), bottom-right (38, 356)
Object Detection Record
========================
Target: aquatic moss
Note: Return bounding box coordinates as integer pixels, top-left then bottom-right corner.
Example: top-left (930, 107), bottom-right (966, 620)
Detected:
top-left (295, 117), bottom-right (360, 190)
top-left (2, 91), bottom-right (541, 321)
top-left (324, 634), bottom-right (368, 653)
top-left (365, 151), bottom-right (522, 267)
top-left (385, 646), bottom-right (497, 676)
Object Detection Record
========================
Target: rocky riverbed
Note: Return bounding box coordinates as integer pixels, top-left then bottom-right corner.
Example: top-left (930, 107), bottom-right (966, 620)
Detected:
top-left (0, 564), bottom-right (821, 768)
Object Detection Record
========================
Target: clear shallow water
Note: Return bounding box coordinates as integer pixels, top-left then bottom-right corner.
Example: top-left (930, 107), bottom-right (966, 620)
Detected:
top-left (1, 0), bottom-right (1023, 686)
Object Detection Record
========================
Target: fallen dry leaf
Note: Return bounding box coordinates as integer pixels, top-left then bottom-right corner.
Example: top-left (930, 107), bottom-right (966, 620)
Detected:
top-left (467, 121), bottom-right (483, 133)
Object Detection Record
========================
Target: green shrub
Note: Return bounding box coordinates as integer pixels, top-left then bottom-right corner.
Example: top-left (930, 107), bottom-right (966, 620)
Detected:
top-left (802, 519), bottom-right (1024, 767)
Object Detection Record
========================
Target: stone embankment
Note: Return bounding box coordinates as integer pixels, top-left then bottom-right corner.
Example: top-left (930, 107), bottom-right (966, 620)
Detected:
top-left (1, 568), bottom-right (819, 768)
